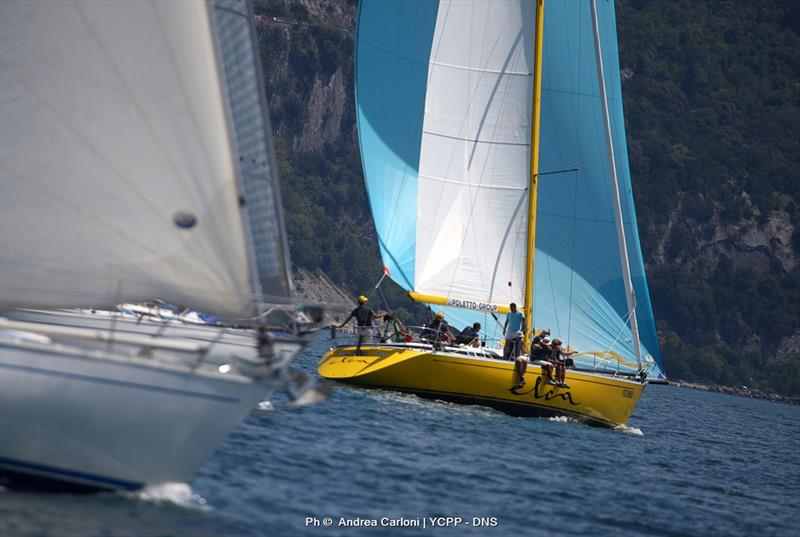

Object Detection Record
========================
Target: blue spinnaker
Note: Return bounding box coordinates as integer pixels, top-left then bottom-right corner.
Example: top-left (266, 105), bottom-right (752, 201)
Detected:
top-left (356, 0), bottom-right (664, 378)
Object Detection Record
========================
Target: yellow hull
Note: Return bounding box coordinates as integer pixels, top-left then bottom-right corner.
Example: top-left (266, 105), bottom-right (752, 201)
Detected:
top-left (319, 344), bottom-right (644, 427)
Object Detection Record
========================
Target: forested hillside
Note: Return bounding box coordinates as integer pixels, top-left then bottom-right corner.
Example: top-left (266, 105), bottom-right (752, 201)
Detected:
top-left (254, 0), bottom-right (800, 395)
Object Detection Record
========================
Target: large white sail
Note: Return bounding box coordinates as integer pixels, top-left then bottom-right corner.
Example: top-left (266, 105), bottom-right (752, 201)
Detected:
top-left (0, 0), bottom-right (288, 318)
top-left (415, 0), bottom-right (535, 306)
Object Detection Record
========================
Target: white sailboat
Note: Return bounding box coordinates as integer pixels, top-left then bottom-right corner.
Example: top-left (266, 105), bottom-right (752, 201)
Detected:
top-left (0, 0), bottom-right (315, 491)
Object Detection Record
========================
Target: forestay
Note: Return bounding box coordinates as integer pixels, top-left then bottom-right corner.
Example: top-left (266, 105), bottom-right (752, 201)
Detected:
top-left (356, 0), bottom-right (663, 377)
top-left (534, 0), bottom-right (662, 376)
top-left (0, 0), bottom-right (292, 319)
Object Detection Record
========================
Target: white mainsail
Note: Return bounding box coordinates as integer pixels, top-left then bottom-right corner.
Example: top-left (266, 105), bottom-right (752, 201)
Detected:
top-left (415, 0), bottom-right (535, 307)
top-left (0, 0), bottom-right (289, 319)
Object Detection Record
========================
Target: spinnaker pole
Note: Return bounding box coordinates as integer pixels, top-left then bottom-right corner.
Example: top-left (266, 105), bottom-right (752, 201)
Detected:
top-left (523, 0), bottom-right (545, 349)
top-left (589, 0), bottom-right (643, 371)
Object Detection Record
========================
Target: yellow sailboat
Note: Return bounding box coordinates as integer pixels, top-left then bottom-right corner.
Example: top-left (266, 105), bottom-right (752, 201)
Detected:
top-left (319, 0), bottom-right (665, 427)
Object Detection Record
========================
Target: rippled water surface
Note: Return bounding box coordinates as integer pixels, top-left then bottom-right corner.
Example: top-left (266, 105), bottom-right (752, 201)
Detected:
top-left (2, 335), bottom-right (798, 536)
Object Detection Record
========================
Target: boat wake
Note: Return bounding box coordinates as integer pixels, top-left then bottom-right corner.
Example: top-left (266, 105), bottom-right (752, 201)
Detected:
top-left (257, 400), bottom-right (275, 411)
top-left (613, 424), bottom-right (644, 436)
top-left (125, 483), bottom-right (210, 511)
top-left (548, 415), bottom-right (580, 425)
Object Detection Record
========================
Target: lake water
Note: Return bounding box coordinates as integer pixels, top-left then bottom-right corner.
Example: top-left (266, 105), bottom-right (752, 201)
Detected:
top-left (1, 335), bottom-right (798, 536)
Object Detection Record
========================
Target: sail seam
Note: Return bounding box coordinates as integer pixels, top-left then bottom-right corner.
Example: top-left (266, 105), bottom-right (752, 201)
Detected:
top-left (429, 60), bottom-right (531, 76)
top-left (422, 130), bottom-right (529, 147)
top-left (419, 173), bottom-right (526, 191)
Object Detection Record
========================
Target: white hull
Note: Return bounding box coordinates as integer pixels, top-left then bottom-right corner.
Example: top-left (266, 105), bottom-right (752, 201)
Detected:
top-left (4, 308), bottom-right (304, 368)
top-left (0, 314), bottom-right (289, 491)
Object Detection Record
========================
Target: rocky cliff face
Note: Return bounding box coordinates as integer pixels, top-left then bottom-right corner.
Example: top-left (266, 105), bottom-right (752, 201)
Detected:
top-left (255, 0), bottom-right (355, 151)
top-left (293, 267), bottom-right (353, 307)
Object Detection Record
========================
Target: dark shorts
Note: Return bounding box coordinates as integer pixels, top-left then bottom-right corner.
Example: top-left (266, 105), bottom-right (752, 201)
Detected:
top-left (503, 338), bottom-right (522, 359)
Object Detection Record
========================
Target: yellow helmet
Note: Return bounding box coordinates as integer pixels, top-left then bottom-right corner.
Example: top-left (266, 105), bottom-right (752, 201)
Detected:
top-left (435, 311), bottom-right (445, 319)
top-left (358, 295), bottom-right (368, 304)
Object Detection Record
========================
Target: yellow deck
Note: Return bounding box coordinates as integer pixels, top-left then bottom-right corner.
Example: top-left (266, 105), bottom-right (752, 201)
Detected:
top-left (319, 344), bottom-right (644, 427)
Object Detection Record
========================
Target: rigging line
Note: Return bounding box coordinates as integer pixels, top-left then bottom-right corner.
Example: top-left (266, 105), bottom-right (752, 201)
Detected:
top-left (566, 169), bottom-right (580, 348)
top-left (535, 166), bottom-right (581, 177)
top-left (567, 2), bottom-right (583, 350)
top-left (376, 283), bottom-right (397, 341)
top-left (598, 308), bottom-right (633, 369)
top-left (359, 38), bottom-right (430, 68)
top-left (534, 211), bottom-right (633, 225)
top-left (366, 272), bottom-right (387, 303)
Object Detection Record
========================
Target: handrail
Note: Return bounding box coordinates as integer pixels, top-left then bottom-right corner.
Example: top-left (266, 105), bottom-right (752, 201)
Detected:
top-left (0, 317), bottom-right (207, 353)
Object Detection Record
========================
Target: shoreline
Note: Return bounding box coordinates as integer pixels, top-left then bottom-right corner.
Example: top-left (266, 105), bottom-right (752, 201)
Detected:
top-left (670, 381), bottom-right (799, 405)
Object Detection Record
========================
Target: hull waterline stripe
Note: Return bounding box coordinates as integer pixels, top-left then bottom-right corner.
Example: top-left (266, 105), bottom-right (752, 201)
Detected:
top-left (0, 456), bottom-right (143, 491)
top-left (0, 363), bottom-right (242, 403)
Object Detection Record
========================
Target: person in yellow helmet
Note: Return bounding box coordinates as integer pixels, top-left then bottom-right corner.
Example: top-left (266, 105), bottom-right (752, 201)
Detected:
top-left (339, 295), bottom-right (385, 354)
top-left (421, 311), bottom-right (453, 347)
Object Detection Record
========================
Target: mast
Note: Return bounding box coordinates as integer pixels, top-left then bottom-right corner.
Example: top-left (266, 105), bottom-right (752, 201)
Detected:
top-left (523, 0), bottom-right (545, 349)
top-left (589, 0), bottom-right (643, 370)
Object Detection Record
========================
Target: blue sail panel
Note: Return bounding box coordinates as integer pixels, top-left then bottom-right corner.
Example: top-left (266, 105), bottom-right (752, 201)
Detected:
top-left (535, 0), bottom-right (664, 377)
top-left (355, 0), bottom-right (439, 290)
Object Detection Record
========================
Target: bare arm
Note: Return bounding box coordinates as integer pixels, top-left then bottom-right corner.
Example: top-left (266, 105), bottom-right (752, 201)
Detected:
top-left (338, 312), bottom-right (353, 328)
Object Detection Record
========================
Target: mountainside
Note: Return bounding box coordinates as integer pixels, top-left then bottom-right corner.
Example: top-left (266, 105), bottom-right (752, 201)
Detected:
top-left (255, 0), bottom-right (800, 395)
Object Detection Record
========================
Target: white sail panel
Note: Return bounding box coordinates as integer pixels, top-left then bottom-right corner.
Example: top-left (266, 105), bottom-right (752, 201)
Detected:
top-left (0, 0), bottom-right (257, 318)
top-left (415, 0), bottom-right (535, 306)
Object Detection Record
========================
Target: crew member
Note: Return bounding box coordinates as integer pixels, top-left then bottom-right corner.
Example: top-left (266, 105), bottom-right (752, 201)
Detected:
top-left (455, 322), bottom-right (481, 347)
top-left (421, 311), bottom-right (453, 347)
top-left (503, 303), bottom-right (527, 386)
top-left (339, 295), bottom-right (384, 355)
top-left (550, 338), bottom-right (576, 388)
top-left (530, 329), bottom-right (552, 381)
